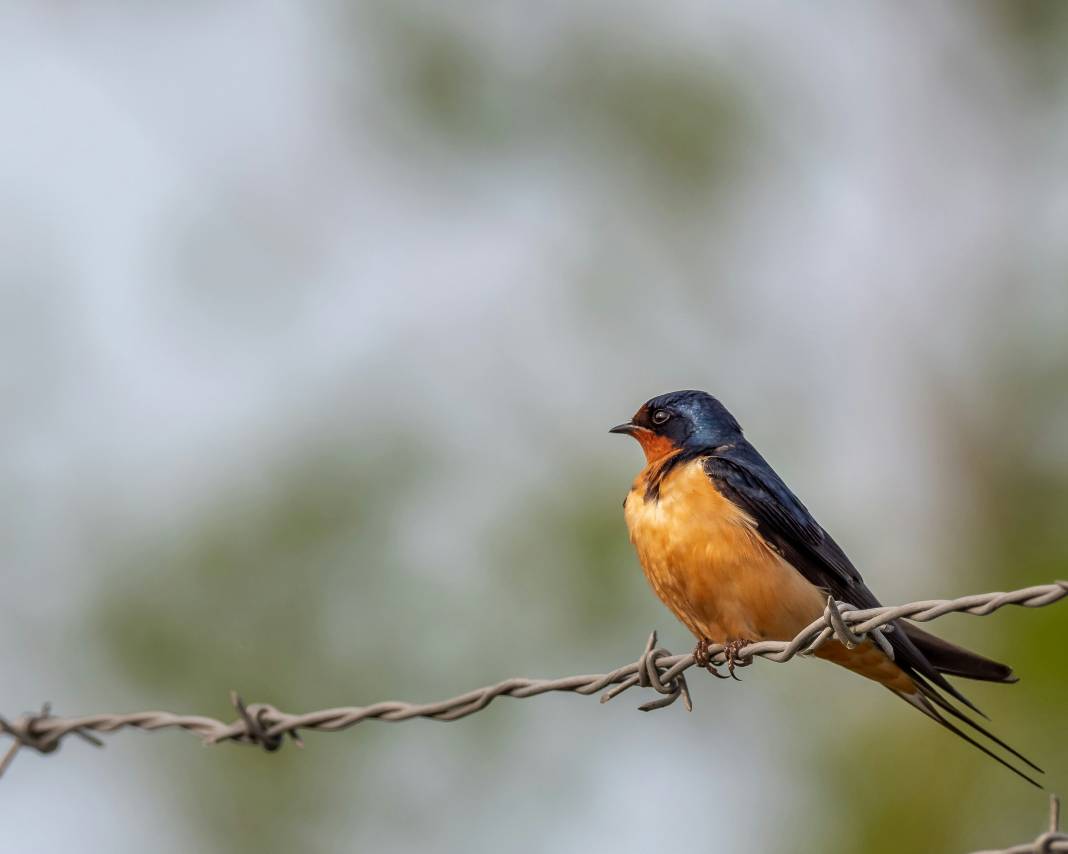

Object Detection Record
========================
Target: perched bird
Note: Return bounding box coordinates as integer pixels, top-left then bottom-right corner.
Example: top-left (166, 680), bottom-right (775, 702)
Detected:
top-left (612, 389), bottom-right (1041, 786)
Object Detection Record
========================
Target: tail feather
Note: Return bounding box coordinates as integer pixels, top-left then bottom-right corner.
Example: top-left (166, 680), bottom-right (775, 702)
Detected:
top-left (893, 679), bottom-right (1043, 788)
top-left (887, 623), bottom-right (991, 718)
top-left (913, 677), bottom-right (1042, 773)
top-left (901, 623), bottom-right (1019, 684)
top-left (836, 626), bottom-right (1042, 786)
top-left (818, 624), bottom-right (1039, 785)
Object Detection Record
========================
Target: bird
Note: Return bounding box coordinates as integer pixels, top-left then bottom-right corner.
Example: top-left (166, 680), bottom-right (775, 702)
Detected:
top-left (611, 389), bottom-right (1041, 786)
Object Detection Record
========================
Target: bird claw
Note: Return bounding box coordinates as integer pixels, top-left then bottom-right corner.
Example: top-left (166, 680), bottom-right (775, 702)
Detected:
top-left (723, 639), bottom-right (753, 680)
top-left (693, 638), bottom-right (729, 679)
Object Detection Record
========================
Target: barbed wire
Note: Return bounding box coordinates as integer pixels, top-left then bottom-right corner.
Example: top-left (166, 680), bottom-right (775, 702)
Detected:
top-left (1, 580), bottom-right (1065, 781)
top-left (971, 795), bottom-right (1067, 854)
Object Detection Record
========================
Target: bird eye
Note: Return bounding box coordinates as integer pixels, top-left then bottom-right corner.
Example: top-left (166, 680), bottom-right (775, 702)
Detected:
top-left (651, 409), bottom-right (670, 425)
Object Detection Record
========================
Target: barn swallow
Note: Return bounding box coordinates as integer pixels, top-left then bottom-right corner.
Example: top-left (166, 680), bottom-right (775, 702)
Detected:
top-left (612, 390), bottom-right (1041, 786)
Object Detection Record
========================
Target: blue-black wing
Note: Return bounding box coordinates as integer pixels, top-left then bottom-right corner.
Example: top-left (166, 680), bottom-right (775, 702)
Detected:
top-left (702, 442), bottom-right (877, 608)
top-left (700, 441), bottom-right (1041, 785)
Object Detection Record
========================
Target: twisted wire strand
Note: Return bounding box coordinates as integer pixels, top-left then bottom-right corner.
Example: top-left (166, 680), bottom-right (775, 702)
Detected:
top-left (970, 795), bottom-right (1067, 854)
top-left (975, 838), bottom-right (1068, 854)
top-left (1, 580), bottom-right (1064, 779)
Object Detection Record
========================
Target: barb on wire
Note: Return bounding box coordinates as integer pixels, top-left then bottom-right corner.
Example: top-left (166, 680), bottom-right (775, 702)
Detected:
top-left (971, 794), bottom-right (1067, 854)
top-left (0, 580), bottom-right (1064, 780)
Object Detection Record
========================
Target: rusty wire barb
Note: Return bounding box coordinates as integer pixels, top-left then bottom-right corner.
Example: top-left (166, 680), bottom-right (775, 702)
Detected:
top-left (0, 580), bottom-right (1065, 781)
top-left (971, 795), bottom-right (1068, 854)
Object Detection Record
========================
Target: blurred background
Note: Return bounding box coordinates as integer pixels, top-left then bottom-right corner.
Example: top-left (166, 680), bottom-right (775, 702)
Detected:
top-left (3, 2), bottom-right (1067, 852)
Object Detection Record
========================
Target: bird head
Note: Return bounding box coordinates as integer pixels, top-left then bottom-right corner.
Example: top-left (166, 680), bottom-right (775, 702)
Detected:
top-left (610, 390), bottom-right (742, 463)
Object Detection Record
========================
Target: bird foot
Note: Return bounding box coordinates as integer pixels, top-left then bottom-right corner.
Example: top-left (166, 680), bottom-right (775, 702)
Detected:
top-left (693, 638), bottom-right (729, 679)
top-left (723, 638), bottom-right (753, 680)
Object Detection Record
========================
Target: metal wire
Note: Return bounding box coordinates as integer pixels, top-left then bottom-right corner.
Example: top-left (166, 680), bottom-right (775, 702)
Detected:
top-left (971, 795), bottom-right (1067, 854)
top-left (1, 580), bottom-right (1064, 780)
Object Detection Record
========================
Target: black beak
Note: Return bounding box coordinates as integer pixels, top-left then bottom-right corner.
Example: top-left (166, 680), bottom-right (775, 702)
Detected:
top-left (609, 422), bottom-right (639, 436)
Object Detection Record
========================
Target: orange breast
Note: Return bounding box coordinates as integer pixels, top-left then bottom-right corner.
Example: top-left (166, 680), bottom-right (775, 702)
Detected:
top-left (623, 457), bottom-right (827, 643)
top-left (622, 456), bottom-right (916, 693)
